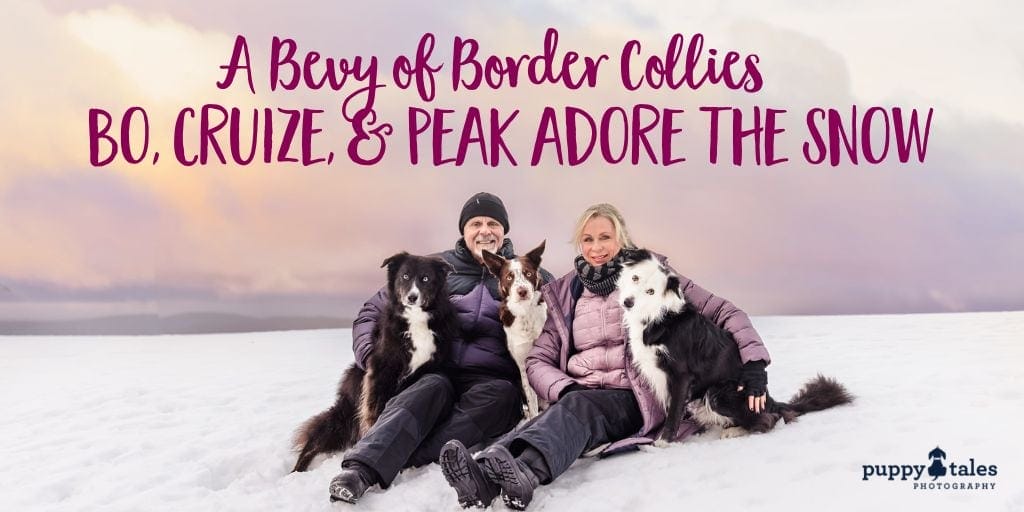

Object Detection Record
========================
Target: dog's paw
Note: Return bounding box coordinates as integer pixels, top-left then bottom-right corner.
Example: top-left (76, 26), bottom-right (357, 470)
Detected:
top-left (720, 427), bottom-right (750, 439)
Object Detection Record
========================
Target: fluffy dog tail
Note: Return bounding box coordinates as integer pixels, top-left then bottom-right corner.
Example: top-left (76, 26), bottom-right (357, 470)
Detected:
top-left (778, 374), bottom-right (854, 423)
top-left (291, 363), bottom-right (365, 472)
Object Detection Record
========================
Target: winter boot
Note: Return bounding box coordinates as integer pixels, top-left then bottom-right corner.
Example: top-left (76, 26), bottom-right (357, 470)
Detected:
top-left (440, 439), bottom-right (500, 508)
top-left (477, 445), bottom-right (540, 510)
top-left (328, 461), bottom-right (378, 504)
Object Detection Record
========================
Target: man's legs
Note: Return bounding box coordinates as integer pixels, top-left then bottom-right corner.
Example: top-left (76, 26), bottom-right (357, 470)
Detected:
top-left (339, 373), bottom-right (456, 488)
top-left (440, 389), bottom-right (642, 509)
top-left (405, 376), bottom-right (522, 468)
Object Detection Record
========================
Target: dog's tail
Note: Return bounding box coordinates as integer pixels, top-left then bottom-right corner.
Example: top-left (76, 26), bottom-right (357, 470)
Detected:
top-left (291, 363), bottom-right (365, 472)
top-left (777, 374), bottom-right (853, 423)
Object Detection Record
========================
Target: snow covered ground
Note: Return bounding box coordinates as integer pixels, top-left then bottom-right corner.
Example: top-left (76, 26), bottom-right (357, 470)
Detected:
top-left (2, 311), bottom-right (1023, 512)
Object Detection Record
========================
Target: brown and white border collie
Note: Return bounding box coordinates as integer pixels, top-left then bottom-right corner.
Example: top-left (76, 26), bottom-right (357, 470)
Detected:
top-left (481, 241), bottom-right (548, 420)
top-left (290, 252), bottom-right (458, 472)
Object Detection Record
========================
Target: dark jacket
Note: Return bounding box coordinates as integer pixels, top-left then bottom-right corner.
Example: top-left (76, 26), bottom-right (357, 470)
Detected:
top-left (352, 239), bottom-right (555, 382)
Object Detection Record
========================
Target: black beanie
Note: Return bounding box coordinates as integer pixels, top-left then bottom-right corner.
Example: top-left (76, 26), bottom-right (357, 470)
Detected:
top-left (458, 192), bottom-right (510, 234)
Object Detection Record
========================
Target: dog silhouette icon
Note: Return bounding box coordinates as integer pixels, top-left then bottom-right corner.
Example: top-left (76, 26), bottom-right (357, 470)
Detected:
top-left (927, 446), bottom-right (947, 480)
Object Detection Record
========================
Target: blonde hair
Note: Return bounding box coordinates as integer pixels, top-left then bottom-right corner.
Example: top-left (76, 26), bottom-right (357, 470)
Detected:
top-left (572, 203), bottom-right (636, 253)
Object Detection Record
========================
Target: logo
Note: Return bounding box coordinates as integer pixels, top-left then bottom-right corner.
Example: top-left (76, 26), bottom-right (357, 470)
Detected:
top-left (861, 446), bottom-right (998, 491)
top-left (926, 446), bottom-right (947, 480)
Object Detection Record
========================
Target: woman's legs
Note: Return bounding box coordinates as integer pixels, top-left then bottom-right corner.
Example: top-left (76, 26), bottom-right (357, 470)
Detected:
top-left (508, 388), bottom-right (642, 479)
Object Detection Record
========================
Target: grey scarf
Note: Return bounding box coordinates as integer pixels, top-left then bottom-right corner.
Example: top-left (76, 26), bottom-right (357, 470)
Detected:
top-left (574, 253), bottom-right (625, 296)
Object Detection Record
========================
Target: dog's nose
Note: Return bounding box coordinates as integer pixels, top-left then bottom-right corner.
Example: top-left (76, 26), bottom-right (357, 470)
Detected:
top-left (407, 293), bottom-right (419, 304)
top-left (517, 287), bottom-right (528, 299)
top-left (623, 297), bottom-right (634, 309)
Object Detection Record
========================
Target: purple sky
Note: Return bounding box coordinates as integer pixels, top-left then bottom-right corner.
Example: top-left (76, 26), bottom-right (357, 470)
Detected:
top-left (2, 1), bottom-right (1022, 323)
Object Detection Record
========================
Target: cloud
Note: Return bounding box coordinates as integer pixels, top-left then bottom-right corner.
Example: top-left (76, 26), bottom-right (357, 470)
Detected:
top-left (2, 1), bottom-right (1022, 321)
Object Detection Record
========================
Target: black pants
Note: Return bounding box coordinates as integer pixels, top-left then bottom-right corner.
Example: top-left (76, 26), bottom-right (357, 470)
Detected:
top-left (496, 388), bottom-right (643, 482)
top-left (343, 372), bottom-right (521, 486)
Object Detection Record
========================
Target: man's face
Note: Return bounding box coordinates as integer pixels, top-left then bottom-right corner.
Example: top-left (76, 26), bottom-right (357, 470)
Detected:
top-left (462, 216), bottom-right (506, 263)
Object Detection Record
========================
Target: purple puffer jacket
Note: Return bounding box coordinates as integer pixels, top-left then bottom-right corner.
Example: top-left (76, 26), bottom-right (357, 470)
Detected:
top-left (525, 253), bottom-right (771, 452)
top-left (566, 288), bottom-right (630, 390)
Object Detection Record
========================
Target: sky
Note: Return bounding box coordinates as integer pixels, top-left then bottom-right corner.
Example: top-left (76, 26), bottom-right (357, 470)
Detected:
top-left (1, 0), bottom-right (1022, 323)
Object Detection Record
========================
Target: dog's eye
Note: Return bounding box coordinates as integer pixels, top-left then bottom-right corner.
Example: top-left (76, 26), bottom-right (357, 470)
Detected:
top-left (646, 289), bottom-right (655, 295)
top-left (506, 275), bottom-right (513, 281)
top-left (402, 274), bottom-right (410, 280)
top-left (525, 271), bottom-right (533, 277)
top-left (421, 276), bottom-right (429, 282)
top-left (632, 275), bottom-right (639, 283)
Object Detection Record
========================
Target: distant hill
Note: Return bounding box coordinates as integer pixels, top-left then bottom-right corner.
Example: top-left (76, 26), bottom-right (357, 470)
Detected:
top-left (0, 312), bottom-right (352, 335)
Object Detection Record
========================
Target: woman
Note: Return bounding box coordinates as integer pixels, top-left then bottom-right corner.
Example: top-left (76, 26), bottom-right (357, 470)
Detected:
top-left (439, 203), bottom-right (772, 510)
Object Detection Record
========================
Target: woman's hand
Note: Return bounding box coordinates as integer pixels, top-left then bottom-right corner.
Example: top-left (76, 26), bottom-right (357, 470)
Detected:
top-left (736, 360), bottom-right (768, 413)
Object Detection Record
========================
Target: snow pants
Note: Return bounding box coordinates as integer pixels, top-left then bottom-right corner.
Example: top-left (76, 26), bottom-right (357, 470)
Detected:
top-left (495, 388), bottom-right (644, 482)
top-left (342, 372), bottom-right (522, 486)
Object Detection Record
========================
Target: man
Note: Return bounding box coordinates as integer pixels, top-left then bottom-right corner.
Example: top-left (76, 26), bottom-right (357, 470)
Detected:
top-left (330, 192), bottom-right (554, 504)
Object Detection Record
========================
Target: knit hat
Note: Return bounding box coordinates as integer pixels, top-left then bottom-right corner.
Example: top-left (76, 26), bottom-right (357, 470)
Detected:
top-left (458, 192), bottom-right (510, 234)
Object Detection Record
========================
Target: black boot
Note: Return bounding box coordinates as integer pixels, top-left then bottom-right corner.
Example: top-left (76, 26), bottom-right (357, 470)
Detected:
top-left (439, 440), bottom-right (500, 508)
top-left (477, 445), bottom-right (540, 510)
top-left (329, 461), bottom-right (378, 504)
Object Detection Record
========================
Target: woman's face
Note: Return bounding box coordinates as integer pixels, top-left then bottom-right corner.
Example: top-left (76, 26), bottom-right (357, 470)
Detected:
top-left (580, 216), bottom-right (621, 266)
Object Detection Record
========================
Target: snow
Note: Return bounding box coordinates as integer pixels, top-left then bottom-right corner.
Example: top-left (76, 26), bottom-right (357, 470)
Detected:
top-left (2, 312), bottom-right (1023, 512)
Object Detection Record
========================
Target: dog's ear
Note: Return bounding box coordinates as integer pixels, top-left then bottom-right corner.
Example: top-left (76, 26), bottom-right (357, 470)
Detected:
top-left (664, 275), bottom-right (681, 297)
top-left (429, 257), bottom-right (455, 279)
top-left (381, 251), bottom-right (410, 270)
top-left (480, 249), bottom-right (506, 278)
top-left (620, 248), bottom-right (649, 266)
top-left (525, 240), bottom-right (546, 268)
top-left (381, 252), bottom-right (410, 287)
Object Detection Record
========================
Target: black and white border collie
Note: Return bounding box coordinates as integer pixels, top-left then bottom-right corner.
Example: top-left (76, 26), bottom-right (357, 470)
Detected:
top-left (291, 252), bottom-right (458, 472)
top-left (481, 241), bottom-right (548, 420)
top-left (616, 249), bottom-right (853, 441)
